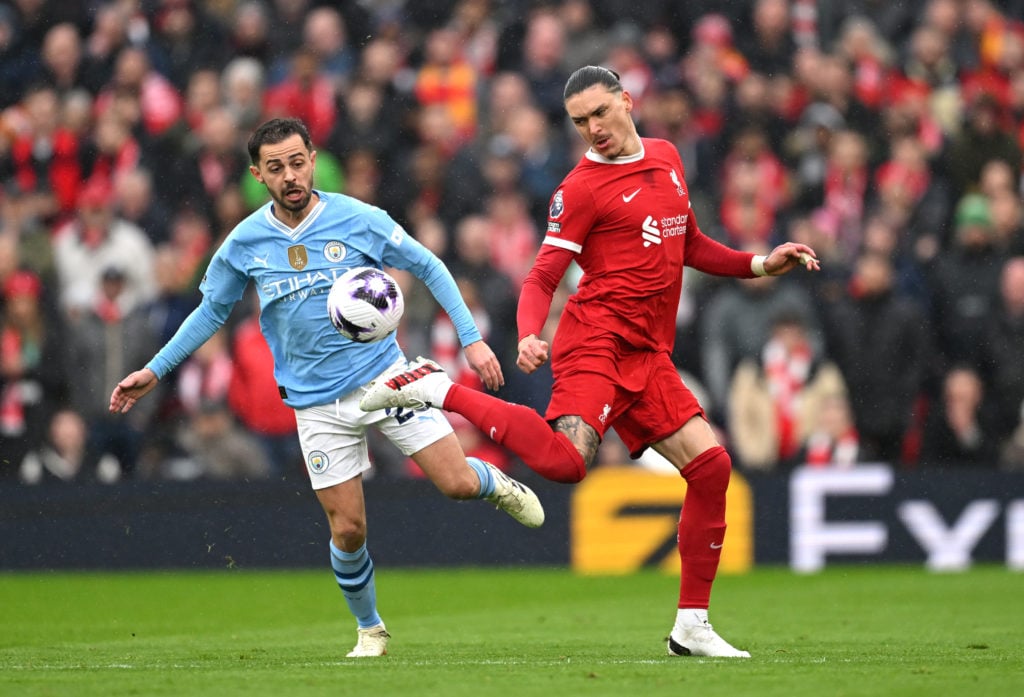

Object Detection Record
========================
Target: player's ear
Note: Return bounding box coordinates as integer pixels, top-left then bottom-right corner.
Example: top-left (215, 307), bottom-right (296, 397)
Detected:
top-left (249, 164), bottom-right (263, 183)
top-left (310, 149), bottom-right (317, 169)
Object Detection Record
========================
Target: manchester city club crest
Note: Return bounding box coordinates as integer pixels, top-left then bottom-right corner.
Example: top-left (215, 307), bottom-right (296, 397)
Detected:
top-left (549, 189), bottom-right (564, 219)
top-left (323, 241), bottom-right (346, 262)
top-left (288, 244), bottom-right (309, 270)
top-left (307, 450), bottom-right (329, 474)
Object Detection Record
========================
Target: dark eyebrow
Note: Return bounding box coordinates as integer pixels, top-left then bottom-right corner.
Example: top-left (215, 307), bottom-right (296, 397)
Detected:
top-left (264, 151), bottom-right (306, 166)
top-left (570, 105), bottom-right (606, 123)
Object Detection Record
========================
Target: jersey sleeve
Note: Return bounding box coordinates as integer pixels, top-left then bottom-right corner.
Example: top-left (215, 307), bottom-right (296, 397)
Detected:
top-left (684, 204), bottom-right (757, 278)
top-left (542, 177), bottom-right (598, 255)
top-left (517, 244), bottom-right (575, 340)
top-left (377, 212), bottom-right (483, 347)
top-left (199, 236), bottom-right (250, 305)
top-left (146, 297), bottom-right (233, 378)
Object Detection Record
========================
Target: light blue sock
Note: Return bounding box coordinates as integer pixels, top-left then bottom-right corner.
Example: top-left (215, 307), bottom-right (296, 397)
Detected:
top-left (329, 541), bottom-right (381, 628)
top-left (467, 457), bottom-right (495, 498)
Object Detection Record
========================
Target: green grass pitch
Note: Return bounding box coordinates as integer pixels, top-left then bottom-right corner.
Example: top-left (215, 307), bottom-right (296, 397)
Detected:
top-left (1, 566), bottom-right (1022, 697)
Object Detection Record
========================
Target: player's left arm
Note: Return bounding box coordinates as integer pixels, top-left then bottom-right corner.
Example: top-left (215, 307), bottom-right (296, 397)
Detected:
top-left (684, 206), bottom-right (819, 277)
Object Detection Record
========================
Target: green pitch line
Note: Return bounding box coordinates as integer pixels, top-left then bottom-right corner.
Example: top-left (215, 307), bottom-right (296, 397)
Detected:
top-left (1, 566), bottom-right (1022, 697)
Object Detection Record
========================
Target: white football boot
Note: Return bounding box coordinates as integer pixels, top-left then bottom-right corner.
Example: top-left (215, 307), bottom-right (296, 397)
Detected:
top-left (484, 462), bottom-right (545, 528)
top-left (667, 612), bottom-right (750, 658)
top-left (346, 623), bottom-right (390, 657)
top-left (360, 357), bottom-right (451, 412)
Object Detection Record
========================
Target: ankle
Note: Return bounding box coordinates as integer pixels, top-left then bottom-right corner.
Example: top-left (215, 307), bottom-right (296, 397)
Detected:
top-left (432, 377), bottom-right (454, 408)
top-left (676, 608), bottom-right (709, 628)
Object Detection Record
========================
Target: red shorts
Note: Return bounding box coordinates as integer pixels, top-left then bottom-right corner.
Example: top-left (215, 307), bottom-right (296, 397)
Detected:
top-left (545, 314), bottom-right (705, 458)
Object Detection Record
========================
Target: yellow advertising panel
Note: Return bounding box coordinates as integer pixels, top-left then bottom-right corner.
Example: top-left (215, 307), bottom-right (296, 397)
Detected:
top-left (571, 466), bottom-right (753, 574)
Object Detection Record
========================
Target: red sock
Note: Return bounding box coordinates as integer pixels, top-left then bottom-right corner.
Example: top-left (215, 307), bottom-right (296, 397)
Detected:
top-left (443, 384), bottom-right (586, 483)
top-left (676, 445), bottom-right (732, 609)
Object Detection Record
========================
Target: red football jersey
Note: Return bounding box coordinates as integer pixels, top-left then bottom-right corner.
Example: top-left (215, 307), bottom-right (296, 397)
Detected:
top-left (519, 137), bottom-right (755, 352)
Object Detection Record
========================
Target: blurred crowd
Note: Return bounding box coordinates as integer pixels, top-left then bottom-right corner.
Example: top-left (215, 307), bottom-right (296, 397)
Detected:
top-left (2, 0), bottom-right (1024, 485)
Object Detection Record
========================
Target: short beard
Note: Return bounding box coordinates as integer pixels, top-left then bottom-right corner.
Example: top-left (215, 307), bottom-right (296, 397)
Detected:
top-left (276, 187), bottom-right (312, 212)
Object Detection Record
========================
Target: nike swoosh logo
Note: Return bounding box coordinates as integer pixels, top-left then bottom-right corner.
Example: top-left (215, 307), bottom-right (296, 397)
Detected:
top-left (489, 427), bottom-right (497, 440)
top-left (622, 187), bottom-right (641, 202)
top-left (709, 542), bottom-right (723, 549)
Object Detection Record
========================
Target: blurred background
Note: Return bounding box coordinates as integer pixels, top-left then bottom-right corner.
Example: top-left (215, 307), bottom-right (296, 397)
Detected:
top-left (0, 0), bottom-right (1022, 573)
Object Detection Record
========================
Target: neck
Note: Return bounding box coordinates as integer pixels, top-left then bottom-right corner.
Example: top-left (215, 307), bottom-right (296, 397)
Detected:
top-left (274, 192), bottom-right (319, 228)
top-left (619, 132), bottom-right (643, 157)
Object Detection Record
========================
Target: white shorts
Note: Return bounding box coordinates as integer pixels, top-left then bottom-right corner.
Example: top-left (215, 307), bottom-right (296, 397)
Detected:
top-left (295, 358), bottom-right (454, 490)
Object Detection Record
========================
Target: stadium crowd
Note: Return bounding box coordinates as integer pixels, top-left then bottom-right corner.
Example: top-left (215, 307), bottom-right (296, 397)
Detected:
top-left (2, 0), bottom-right (1024, 484)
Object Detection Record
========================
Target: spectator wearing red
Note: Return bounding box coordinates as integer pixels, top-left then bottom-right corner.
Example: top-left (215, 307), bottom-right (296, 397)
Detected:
top-left (802, 393), bottom-right (861, 468)
top-left (84, 109), bottom-right (141, 195)
top-left (0, 269), bottom-right (67, 481)
top-left (262, 46), bottom-right (337, 146)
top-left (227, 308), bottom-right (299, 475)
top-left (93, 45), bottom-right (183, 138)
top-left (686, 14), bottom-right (749, 85)
top-left (718, 125), bottom-right (789, 246)
top-left (835, 16), bottom-right (895, 110)
top-left (819, 130), bottom-right (871, 263)
top-left (8, 84), bottom-right (82, 224)
top-left (727, 313), bottom-right (848, 470)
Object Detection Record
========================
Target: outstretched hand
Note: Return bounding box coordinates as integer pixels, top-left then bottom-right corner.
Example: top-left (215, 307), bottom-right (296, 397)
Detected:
top-left (464, 340), bottom-right (504, 391)
top-left (763, 242), bottom-right (821, 276)
top-left (109, 368), bottom-right (159, 414)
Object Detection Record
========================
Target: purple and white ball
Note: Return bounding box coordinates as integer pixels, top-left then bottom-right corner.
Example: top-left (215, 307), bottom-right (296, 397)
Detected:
top-left (327, 267), bottom-right (405, 343)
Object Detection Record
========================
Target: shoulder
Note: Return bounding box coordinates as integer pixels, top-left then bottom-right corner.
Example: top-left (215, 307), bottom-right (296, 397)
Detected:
top-left (319, 191), bottom-right (396, 225)
top-left (642, 137), bottom-right (675, 153)
top-left (643, 137), bottom-right (683, 165)
top-left (227, 206), bottom-right (272, 241)
top-left (556, 156), bottom-right (605, 198)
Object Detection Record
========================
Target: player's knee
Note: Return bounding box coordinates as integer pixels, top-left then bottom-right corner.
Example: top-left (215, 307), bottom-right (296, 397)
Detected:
top-left (685, 445), bottom-right (732, 493)
top-left (552, 460), bottom-right (587, 483)
top-left (536, 429), bottom-right (588, 483)
top-left (328, 515), bottom-right (367, 549)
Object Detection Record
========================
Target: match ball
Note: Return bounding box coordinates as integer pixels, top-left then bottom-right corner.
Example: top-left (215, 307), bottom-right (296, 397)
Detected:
top-left (327, 267), bottom-right (404, 343)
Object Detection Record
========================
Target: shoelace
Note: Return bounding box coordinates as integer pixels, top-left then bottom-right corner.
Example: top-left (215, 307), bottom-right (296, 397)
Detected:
top-left (384, 364), bottom-right (439, 389)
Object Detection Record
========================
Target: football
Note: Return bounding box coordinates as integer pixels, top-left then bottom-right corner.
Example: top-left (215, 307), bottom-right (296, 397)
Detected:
top-left (327, 267), bottom-right (405, 343)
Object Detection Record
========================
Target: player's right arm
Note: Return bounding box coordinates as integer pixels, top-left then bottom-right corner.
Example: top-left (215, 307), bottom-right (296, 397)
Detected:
top-left (109, 297), bottom-right (234, 413)
top-left (516, 178), bottom-right (595, 374)
top-left (110, 241), bottom-right (247, 414)
top-left (516, 243), bottom-right (574, 374)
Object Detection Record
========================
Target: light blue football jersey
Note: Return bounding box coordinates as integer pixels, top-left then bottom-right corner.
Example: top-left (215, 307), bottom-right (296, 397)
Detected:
top-left (195, 190), bottom-right (479, 408)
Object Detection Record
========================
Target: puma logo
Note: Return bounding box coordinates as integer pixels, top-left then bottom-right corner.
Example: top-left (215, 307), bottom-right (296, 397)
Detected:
top-left (622, 187), bottom-right (641, 203)
top-left (253, 252), bottom-right (270, 267)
